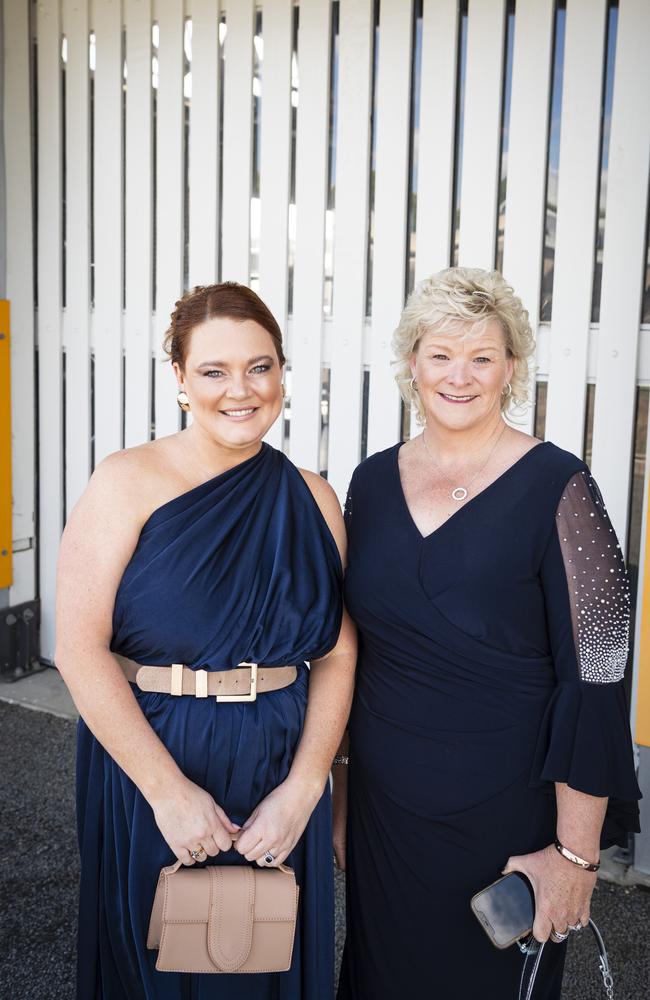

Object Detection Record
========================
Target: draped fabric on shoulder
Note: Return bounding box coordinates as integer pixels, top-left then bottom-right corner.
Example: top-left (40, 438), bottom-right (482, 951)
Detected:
top-left (338, 441), bottom-right (640, 1000)
top-left (76, 444), bottom-right (343, 1000)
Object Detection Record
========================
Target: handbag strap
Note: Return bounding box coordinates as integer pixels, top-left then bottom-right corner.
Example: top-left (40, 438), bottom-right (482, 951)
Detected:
top-left (163, 857), bottom-right (295, 876)
top-left (517, 920), bottom-right (614, 1000)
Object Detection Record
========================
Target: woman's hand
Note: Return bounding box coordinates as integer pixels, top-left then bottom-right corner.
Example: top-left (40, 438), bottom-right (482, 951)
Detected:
top-left (503, 844), bottom-right (597, 942)
top-left (234, 777), bottom-right (323, 867)
top-left (151, 777), bottom-right (241, 865)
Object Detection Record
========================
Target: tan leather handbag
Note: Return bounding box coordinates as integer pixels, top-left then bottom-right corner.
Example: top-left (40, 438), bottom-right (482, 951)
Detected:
top-left (147, 859), bottom-right (299, 974)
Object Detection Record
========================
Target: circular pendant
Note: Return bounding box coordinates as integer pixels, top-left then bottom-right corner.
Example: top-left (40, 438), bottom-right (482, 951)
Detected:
top-left (451, 487), bottom-right (468, 502)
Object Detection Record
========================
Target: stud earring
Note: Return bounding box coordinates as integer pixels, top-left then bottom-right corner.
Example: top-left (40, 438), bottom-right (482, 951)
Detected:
top-left (176, 390), bottom-right (191, 412)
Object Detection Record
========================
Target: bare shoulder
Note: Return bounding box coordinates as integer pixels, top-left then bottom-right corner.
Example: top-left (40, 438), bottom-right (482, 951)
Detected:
top-left (297, 468), bottom-right (346, 561)
top-left (506, 428), bottom-right (543, 459)
top-left (297, 468), bottom-right (342, 521)
top-left (73, 435), bottom-right (180, 526)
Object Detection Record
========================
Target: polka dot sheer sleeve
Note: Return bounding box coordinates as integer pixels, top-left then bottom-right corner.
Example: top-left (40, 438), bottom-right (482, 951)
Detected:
top-left (555, 470), bottom-right (630, 684)
top-left (531, 467), bottom-right (640, 844)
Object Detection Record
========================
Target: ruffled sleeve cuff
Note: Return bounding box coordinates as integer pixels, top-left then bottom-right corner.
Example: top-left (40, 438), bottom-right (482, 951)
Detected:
top-left (530, 680), bottom-right (641, 848)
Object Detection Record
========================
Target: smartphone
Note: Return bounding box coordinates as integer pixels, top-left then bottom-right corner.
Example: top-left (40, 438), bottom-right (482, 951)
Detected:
top-left (470, 872), bottom-right (535, 949)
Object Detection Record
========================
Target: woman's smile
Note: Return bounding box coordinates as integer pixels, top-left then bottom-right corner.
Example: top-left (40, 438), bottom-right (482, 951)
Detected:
top-left (220, 406), bottom-right (259, 420)
top-left (438, 392), bottom-right (478, 404)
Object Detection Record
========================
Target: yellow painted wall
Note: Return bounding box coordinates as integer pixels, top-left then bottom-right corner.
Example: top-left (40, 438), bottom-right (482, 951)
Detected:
top-left (636, 497), bottom-right (650, 747)
top-left (0, 301), bottom-right (11, 588)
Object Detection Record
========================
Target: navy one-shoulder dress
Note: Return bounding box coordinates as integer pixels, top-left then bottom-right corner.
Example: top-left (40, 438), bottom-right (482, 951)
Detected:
top-left (76, 444), bottom-right (342, 1000)
top-left (338, 441), bottom-right (640, 1000)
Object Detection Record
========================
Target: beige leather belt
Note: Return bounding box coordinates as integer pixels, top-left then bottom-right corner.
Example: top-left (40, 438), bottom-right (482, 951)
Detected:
top-left (114, 654), bottom-right (297, 703)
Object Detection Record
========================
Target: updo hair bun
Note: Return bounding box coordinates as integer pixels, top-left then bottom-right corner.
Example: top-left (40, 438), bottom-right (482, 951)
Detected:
top-left (162, 283), bottom-right (286, 370)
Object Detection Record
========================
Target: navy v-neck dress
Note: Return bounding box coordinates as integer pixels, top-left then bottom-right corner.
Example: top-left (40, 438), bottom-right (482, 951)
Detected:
top-left (337, 441), bottom-right (640, 1000)
top-left (75, 445), bottom-right (343, 1000)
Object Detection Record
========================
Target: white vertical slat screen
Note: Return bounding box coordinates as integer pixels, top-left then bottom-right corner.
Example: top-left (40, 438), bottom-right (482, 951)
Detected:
top-left (124, 0), bottom-right (153, 448)
top-left (501, 0), bottom-right (554, 435)
top-left (154, 0), bottom-right (184, 437)
top-left (221, 0), bottom-right (254, 284)
top-left (37, 0), bottom-right (64, 659)
top-left (259, 0), bottom-right (293, 451)
top-left (366, 0), bottom-right (413, 457)
top-left (457, 0), bottom-right (506, 269)
top-left (327, 0), bottom-right (373, 499)
top-left (6, 0), bottom-right (650, 670)
top-left (544, 0), bottom-right (608, 454)
top-left (590, 0), bottom-right (650, 541)
top-left (289, 0), bottom-right (332, 469)
top-left (414, 0), bottom-right (458, 282)
top-left (63, 0), bottom-right (92, 510)
top-left (4, 0), bottom-right (36, 605)
top-left (93, 0), bottom-right (124, 464)
top-left (188, 0), bottom-right (220, 287)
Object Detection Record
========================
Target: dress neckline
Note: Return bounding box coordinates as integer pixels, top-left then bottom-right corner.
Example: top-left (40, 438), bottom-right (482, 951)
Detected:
top-left (394, 438), bottom-right (549, 541)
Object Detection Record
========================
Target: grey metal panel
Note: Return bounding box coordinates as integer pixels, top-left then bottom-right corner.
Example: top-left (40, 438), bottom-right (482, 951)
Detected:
top-left (634, 746), bottom-right (650, 874)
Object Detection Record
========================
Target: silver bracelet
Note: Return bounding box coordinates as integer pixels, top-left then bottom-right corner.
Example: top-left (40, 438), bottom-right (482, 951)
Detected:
top-left (332, 754), bottom-right (349, 766)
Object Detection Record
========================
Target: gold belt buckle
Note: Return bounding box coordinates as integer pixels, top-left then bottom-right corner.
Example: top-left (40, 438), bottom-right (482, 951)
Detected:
top-left (216, 662), bottom-right (258, 703)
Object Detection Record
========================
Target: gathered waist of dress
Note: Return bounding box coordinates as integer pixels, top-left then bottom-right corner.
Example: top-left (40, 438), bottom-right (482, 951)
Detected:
top-left (113, 654), bottom-right (299, 702)
top-left (359, 630), bottom-right (556, 690)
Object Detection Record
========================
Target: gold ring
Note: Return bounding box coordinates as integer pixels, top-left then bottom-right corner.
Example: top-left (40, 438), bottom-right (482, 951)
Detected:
top-left (190, 845), bottom-right (207, 862)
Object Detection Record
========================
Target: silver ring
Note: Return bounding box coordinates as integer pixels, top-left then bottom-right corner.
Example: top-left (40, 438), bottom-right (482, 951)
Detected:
top-left (568, 922), bottom-right (582, 932)
top-left (263, 851), bottom-right (275, 865)
top-left (190, 845), bottom-right (207, 862)
top-left (550, 929), bottom-right (569, 943)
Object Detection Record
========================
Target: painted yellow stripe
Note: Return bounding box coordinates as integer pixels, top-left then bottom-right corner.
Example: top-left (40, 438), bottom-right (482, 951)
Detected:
top-left (0, 301), bottom-right (11, 588)
top-left (636, 483), bottom-right (650, 747)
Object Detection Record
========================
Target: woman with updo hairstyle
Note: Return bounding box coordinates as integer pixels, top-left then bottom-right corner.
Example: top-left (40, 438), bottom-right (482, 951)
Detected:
top-left (334, 267), bottom-right (640, 999)
top-left (56, 282), bottom-right (356, 998)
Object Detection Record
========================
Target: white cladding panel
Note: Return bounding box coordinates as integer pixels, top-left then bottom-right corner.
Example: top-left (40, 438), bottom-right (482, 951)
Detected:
top-left (36, 0), bottom-right (64, 658)
top-left (457, 0), bottom-right (506, 269)
top-left (259, 0), bottom-right (293, 451)
top-left (63, 0), bottom-right (92, 510)
top-left (501, 0), bottom-right (554, 435)
top-left (289, 0), bottom-right (332, 469)
top-left (544, 0), bottom-right (608, 453)
top-left (93, 0), bottom-right (124, 465)
top-left (221, 0), bottom-right (254, 286)
top-left (366, 0), bottom-right (413, 456)
top-left (327, 0), bottom-right (373, 499)
top-left (124, 0), bottom-right (154, 449)
top-left (590, 0), bottom-right (650, 542)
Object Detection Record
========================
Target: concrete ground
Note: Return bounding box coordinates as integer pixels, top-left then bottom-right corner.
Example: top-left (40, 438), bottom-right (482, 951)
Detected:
top-left (1, 671), bottom-right (649, 999)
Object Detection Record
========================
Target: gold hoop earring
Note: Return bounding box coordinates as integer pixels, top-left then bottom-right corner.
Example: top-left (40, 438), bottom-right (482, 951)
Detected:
top-left (410, 376), bottom-right (418, 392)
top-left (281, 384), bottom-right (287, 399)
top-left (176, 390), bottom-right (191, 412)
top-left (502, 382), bottom-right (512, 397)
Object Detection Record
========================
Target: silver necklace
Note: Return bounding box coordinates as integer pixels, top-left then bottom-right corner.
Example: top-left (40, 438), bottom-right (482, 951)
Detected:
top-left (421, 422), bottom-right (507, 502)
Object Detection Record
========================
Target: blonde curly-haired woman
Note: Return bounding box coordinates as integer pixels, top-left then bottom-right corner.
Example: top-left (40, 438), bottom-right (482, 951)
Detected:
top-left (335, 267), bottom-right (640, 999)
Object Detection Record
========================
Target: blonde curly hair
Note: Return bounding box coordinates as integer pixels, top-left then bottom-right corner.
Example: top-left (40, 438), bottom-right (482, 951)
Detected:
top-left (392, 267), bottom-right (535, 423)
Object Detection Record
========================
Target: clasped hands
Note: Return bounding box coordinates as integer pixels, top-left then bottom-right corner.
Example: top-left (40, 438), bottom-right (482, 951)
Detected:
top-left (503, 843), bottom-right (597, 943)
top-left (152, 774), bottom-right (320, 868)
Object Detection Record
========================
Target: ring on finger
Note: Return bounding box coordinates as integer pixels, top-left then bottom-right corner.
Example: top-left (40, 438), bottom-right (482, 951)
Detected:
top-left (190, 845), bottom-right (207, 862)
top-left (263, 851), bottom-right (276, 865)
top-left (568, 922), bottom-right (582, 933)
top-left (550, 929), bottom-right (569, 943)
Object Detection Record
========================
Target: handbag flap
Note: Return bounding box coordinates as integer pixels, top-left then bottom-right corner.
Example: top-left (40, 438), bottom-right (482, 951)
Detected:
top-left (161, 868), bottom-right (212, 922)
top-left (252, 867), bottom-right (299, 921)
top-left (208, 867), bottom-right (255, 972)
